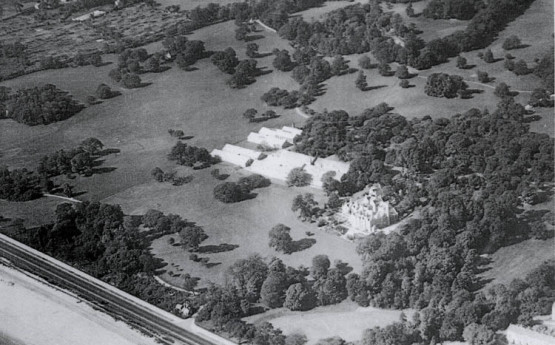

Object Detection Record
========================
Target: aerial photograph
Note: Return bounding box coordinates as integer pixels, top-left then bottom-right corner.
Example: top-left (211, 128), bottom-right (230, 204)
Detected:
top-left (0, 0), bottom-right (553, 344)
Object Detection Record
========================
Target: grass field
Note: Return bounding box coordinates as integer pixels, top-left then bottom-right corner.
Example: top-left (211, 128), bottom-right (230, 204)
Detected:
top-left (109, 165), bottom-right (362, 287)
top-left (0, 18), bottom-right (360, 288)
top-left (479, 238), bottom-right (554, 290)
top-left (244, 300), bottom-right (413, 345)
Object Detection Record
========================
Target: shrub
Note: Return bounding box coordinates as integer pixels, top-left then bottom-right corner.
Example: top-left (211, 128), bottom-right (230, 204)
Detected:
top-left (96, 83), bottom-right (115, 99)
top-left (286, 167), bottom-right (313, 187)
top-left (399, 79), bottom-right (410, 88)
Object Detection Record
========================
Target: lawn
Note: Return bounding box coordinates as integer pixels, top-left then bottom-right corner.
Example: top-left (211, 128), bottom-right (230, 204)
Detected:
top-left (479, 238), bottom-right (554, 290)
top-left (107, 164), bottom-right (362, 288)
top-left (244, 300), bottom-right (413, 345)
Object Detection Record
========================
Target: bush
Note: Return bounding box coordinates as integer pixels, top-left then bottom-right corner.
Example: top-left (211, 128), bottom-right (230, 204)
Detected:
top-left (286, 167), bottom-right (313, 187)
top-left (399, 79), bottom-right (410, 88)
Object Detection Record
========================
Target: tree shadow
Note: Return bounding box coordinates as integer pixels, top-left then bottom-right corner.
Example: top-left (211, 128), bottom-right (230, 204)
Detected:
top-left (204, 262), bottom-right (221, 268)
top-left (513, 44), bottom-right (531, 50)
top-left (468, 88), bottom-right (484, 94)
top-left (366, 85), bottom-right (388, 91)
top-left (179, 135), bottom-right (194, 140)
top-left (288, 238), bottom-right (316, 254)
top-left (335, 261), bottom-right (353, 276)
top-left (98, 148), bottom-right (121, 156)
top-left (183, 66), bottom-right (199, 72)
top-left (256, 52), bottom-right (274, 58)
top-left (149, 66), bottom-right (172, 73)
top-left (256, 67), bottom-right (273, 76)
top-left (523, 115), bottom-right (542, 123)
top-left (245, 34), bottom-right (265, 42)
top-left (462, 64), bottom-right (476, 70)
top-left (197, 243), bottom-right (239, 254)
top-left (92, 166), bottom-right (117, 174)
top-left (491, 57), bottom-right (504, 63)
top-left (95, 61), bottom-right (113, 67)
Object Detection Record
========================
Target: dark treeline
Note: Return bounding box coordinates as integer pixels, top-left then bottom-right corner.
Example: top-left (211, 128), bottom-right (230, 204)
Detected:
top-left (8, 203), bottom-right (197, 316)
top-left (292, 98), bottom-right (554, 343)
top-left (0, 167), bottom-right (43, 201)
top-left (358, 261), bottom-right (554, 344)
top-left (0, 84), bottom-right (84, 125)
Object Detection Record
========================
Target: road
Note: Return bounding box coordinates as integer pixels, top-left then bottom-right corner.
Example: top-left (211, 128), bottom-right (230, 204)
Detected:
top-left (0, 234), bottom-right (228, 345)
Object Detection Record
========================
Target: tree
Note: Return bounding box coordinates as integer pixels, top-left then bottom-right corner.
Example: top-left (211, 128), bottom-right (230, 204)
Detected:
top-left (79, 138), bottom-right (103, 156)
top-left (228, 59), bottom-right (258, 88)
top-left (425, 73), bottom-right (467, 98)
top-left (246, 43), bottom-right (259, 58)
top-left (70, 152), bottom-right (93, 175)
top-left (96, 83), bottom-right (114, 99)
top-left (513, 59), bottom-right (530, 75)
top-left (211, 48), bottom-right (240, 74)
top-left (406, 3), bottom-right (415, 17)
top-left (291, 193), bottom-right (320, 221)
top-left (330, 55), bottom-right (349, 76)
top-left (292, 65), bottom-right (311, 84)
top-left (395, 65), bottom-right (410, 79)
top-left (284, 283), bottom-right (316, 311)
top-left (151, 167), bottom-right (165, 182)
top-left (399, 79), bottom-right (410, 88)
top-left (529, 88), bottom-right (554, 107)
top-left (62, 183), bottom-right (73, 198)
top-left (260, 259), bottom-right (289, 308)
top-left (502, 35), bottom-right (522, 50)
top-left (213, 182), bottom-right (250, 203)
top-left (456, 56), bottom-right (467, 69)
top-left (378, 63), bottom-right (391, 76)
top-left (494, 82), bottom-right (511, 98)
top-left (462, 323), bottom-right (495, 345)
top-left (314, 268), bottom-right (347, 305)
top-left (476, 70), bottom-right (489, 83)
top-left (235, 25), bottom-right (249, 41)
top-left (243, 108), bottom-right (258, 121)
top-left (504, 58), bottom-right (515, 71)
top-left (109, 68), bottom-right (122, 82)
top-left (226, 255), bottom-right (269, 302)
top-left (121, 73), bottom-right (142, 88)
top-left (144, 56), bottom-right (160, 72)
top-left (311, 255), bottom-right (330, 280)
top-left (358, 55), bottom-right (373, 69)
top-left (483, 49), bottom-right (494, 63)
top-left (89, 53), bottom-right (102, 67)
top-left (273, 50), bottom-right (295, 72)
top-left (180, 225), bottom-right (208, 251)
top-left (286, 167), bottom-right (312, 187)
top-left (269, 224), bottom-right (293, 253)
top-left (355, 71), bottom-right (368, 91)
top-left (285, 333), bottom-right (308, 345)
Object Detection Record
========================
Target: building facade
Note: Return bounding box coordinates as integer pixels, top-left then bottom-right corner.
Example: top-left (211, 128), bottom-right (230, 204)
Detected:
top-left (340, 184), bottom-right (398, 234)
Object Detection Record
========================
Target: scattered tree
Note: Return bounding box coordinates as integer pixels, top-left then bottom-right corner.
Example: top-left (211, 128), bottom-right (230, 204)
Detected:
top-left (355, 71), bottom-right (368, 90)
top-left (502, 35), bottom-right (522, 50)
top-left (286, 167), bottom-right (313, 187)
top-left (269, 224), bottom-right (293, 253)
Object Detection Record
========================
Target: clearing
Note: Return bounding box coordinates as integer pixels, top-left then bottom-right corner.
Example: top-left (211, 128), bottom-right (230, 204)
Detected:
top-left (244, 300), bottom-right (413, 345)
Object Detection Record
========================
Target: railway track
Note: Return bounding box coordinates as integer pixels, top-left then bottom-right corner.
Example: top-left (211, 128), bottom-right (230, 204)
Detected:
top-left (0, 234), bottom-right (220, 345)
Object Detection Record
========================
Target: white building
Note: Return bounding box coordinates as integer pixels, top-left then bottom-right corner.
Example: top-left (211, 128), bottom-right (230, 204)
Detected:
top-left (340, 184), bottom-right (398, 234)
top-left (247, 126), bottom-right (302, 149)
top-left (211, 128), bottom-right (349, 189)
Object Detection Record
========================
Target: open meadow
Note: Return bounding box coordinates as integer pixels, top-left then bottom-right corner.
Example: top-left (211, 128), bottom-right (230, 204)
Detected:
top-left (244, 300), bottom-right (413, 345)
